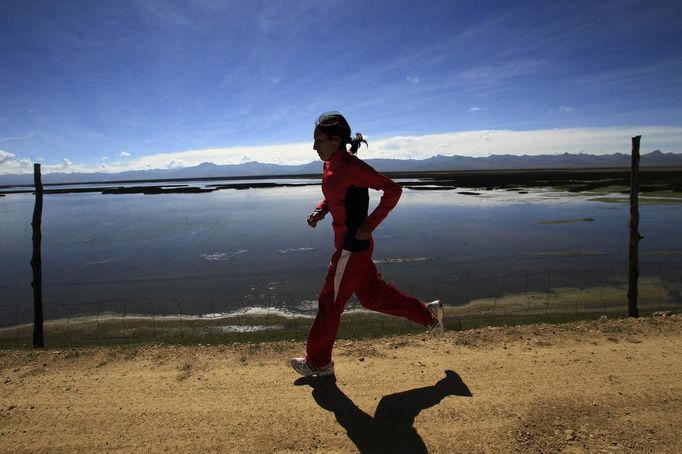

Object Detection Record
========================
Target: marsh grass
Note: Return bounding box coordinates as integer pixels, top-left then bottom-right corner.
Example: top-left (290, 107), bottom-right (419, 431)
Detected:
top-left (1, 279), bottom-right (678, 349)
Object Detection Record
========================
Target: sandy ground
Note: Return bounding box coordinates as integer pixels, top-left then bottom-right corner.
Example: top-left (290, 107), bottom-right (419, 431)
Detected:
top-left (1, 315), bottom-right (680, 454)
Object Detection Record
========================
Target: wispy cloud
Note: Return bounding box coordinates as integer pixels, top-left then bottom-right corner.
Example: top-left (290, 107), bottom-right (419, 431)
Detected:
top-left (568, 59), bottom-right (682, 92)
top-left (136, 0), bottom-right (206, 31)
top-left (0, 133), bottom-right (36, 143)
top-left (451, 58), bottom-right (545, 96)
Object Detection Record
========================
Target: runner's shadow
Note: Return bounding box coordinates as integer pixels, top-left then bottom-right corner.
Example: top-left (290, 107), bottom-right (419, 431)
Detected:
top-left (294, 370), bottom-right (472, 453)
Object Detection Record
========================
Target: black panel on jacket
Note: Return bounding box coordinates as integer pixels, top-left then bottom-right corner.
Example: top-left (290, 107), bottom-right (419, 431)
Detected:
top-left (343, 185), bottom-right (370, 252)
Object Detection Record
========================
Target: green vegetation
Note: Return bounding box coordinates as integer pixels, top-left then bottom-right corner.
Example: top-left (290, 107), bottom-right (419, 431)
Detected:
top-left (2, 280), bottom-right (678, 350)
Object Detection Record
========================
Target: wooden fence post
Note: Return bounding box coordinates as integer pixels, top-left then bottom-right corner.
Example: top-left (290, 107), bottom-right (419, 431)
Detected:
top-left (31, 163), bottom-right (45, 348)
top-left (627, 136), bottom-right (642, 318)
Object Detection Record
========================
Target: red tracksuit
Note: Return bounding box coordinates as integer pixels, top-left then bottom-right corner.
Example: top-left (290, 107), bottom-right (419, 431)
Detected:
top-left (306, 151), bottom-right (434, 367)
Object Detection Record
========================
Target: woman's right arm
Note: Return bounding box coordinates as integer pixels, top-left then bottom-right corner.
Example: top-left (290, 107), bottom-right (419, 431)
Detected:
top-left (307, 200), bottom-right (329, 227)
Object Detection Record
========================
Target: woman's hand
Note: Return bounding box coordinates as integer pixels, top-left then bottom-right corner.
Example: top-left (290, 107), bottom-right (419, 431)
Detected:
top-left (307, 209), bottom-right (325, 228)
top-left (355, 223), bottom-right (372, 241)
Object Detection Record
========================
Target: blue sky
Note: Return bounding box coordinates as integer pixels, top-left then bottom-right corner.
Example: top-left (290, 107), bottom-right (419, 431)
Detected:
top-left (1, 0), bottom-right (681, 174)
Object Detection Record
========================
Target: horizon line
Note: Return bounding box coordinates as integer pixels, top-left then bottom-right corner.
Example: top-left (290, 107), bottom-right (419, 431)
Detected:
top-left (33, 148), bottom-right (682, 174)
top-left (2, 125), bottom-right (682, 176)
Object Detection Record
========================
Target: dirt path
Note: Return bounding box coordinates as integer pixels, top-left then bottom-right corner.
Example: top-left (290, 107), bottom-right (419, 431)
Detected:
top-left (1, 315), bottom-right (681, 453)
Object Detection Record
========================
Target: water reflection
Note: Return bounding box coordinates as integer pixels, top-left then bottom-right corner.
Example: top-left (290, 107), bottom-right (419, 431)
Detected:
top-left (1, 184), bottom-right (681, 321)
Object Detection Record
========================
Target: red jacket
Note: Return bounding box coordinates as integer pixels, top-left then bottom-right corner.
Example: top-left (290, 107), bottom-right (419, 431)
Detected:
top-left (316, 151), bottom-right (402, 251)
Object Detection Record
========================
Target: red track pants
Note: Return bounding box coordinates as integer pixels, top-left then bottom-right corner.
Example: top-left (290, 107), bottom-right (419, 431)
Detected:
top-left (306, 244), bottom-right (434, 367)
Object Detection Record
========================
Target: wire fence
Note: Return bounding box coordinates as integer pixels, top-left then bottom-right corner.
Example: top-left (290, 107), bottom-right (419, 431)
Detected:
top-left (2, 257), bottom-right (680, 348)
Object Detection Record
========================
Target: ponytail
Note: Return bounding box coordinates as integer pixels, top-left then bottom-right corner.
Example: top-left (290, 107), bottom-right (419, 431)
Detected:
top-left (348, 133), bottom-right (368, 155)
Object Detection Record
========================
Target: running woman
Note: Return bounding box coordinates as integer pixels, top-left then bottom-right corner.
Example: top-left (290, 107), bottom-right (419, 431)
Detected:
top-left (291, 112), bottom-right (444, 378)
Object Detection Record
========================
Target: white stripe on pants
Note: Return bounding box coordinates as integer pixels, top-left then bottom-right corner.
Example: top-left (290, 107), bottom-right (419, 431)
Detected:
top-left (333, 249), bottom-right (352, 304)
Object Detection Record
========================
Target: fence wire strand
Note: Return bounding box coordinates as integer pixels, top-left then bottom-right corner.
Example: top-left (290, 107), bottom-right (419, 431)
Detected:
top-left (1, 259), bottom-right (680, 348)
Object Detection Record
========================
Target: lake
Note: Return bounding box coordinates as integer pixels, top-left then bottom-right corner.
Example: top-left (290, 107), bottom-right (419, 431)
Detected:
top-left (1, 178), bottom-right (681, 327)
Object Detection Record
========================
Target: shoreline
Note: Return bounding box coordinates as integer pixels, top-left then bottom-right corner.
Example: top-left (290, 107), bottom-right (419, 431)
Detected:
top-left (2, 296), bottom-right (679, 349)
top-left (2, 167), bottom-right (682, 196)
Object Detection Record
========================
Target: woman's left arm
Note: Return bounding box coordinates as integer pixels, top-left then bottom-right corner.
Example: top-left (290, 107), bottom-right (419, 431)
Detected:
top-left (348, 160), bottom-right (402, 239)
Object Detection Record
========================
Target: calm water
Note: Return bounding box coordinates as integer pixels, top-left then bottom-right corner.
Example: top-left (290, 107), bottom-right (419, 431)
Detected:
top-left (1, 180), bottom-right (681, 325)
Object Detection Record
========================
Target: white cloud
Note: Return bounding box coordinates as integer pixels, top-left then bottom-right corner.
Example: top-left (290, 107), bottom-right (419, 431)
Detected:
top-left (0, 150), bottom-right (15, 164)
top-left (0, 150), bottom-right (33, 174)
top-left (559, 105), bottom-right (574, 112)
top-left (365, 126), bottom-right (682, 159)
top-left (1, 152), bottom-right (94, 175)
top-left (118, 151), bottom-right (132, 157)
top-left (406, 75), bottom-right (419, 84)
top-left (43, 159), bottom-right (78, 173)
top-left (110, 141), bottom-right (313, 172)
top-left (468, 107), bottom-right (487, 112)
top-left (4, 126), bottom-right (680, 175)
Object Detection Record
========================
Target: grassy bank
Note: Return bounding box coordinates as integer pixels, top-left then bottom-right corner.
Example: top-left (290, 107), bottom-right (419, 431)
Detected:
top-left (2, 283), bottom-right (678, 349)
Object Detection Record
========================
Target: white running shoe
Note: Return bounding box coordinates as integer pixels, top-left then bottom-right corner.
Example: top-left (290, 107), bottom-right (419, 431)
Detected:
top-left (291, 357), bottom-right (335, 377)
top-left (427, 300), bottom-right (444, 336)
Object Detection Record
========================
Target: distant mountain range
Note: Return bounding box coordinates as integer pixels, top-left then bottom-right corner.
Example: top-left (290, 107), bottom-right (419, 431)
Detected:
top-left (1, 150), bottom-right (681, 186)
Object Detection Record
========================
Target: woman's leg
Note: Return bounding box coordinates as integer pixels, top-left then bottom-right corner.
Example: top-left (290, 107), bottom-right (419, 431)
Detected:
top-left (354, 254), bottom-right (433, 326)
top-left (306, 247), bottom-right (405, 366)
top-left (306, 246), bottom-right (435, 366)
top-left (306, 249), bottom-right (353, 367)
